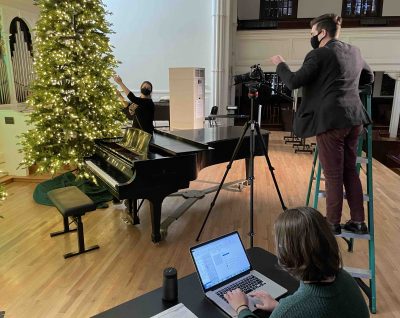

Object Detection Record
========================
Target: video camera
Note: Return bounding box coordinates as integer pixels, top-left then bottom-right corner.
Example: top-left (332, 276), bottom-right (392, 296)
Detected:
top-left (233, 64), bottom-right (266, 86)
top-left (233, 64), bottom-right (293, 102)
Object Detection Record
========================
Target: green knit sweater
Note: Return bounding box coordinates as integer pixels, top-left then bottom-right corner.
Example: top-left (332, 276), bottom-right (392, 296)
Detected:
top-left (239, 270), bottom-right (369, 318)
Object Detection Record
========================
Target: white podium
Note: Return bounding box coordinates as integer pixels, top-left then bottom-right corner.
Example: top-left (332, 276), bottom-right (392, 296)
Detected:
top-left (169, 67), bottom-right (205, 130)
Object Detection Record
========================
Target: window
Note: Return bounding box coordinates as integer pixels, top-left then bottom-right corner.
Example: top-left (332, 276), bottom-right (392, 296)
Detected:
top-left (342, 0), bottom-right (383, 17)
top-left (260, 0), bottom-right (298, 19)
top-left (381, 74), bottom-right (395, 96)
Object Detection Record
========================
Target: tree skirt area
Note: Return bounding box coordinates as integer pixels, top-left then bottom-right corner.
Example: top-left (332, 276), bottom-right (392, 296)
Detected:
top-left (33, 172), bottom-right (112, 208)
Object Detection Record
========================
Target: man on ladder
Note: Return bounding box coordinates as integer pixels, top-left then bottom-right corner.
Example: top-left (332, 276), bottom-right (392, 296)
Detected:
top-left (269, 13), bottom-right (374, 235)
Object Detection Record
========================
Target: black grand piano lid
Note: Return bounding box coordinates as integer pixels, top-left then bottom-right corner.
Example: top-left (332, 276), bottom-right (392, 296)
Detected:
top-left (151, 130), bottom-right (211, 157)
top-left (155, 126), bottom-right (269, 146)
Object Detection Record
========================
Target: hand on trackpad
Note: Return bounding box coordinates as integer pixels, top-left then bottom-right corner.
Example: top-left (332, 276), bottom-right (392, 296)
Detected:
top-left (247, 294), bottom-right (263, 310)
top-left (247, 291), bottom-right (279, 312)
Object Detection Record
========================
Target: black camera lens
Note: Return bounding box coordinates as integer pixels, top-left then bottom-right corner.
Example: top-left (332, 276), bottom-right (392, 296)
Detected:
top-left (233, 64), bottom-right (266, 86)
top-left (233, 72), bottom-right (251, 85)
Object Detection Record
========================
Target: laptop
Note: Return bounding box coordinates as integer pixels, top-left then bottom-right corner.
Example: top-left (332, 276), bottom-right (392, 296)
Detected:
top-left (190, 231), bottom-right (287, 317)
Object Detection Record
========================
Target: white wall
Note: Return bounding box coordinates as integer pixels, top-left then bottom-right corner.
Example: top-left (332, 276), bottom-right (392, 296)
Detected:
top-left (235, 28), bottom-right (400, 74)
top-left (0, 0), bottom-right (37, 14)
top-left (383, 0), bottom-right (400, 16)
top-left (297, 0), bottom-right (342, 18)
top-left (0, 108), bottom-right (30, 176)
top-left (237, 0), bottom-right (259, 20)
top-left (104, 0), bottom-right (213, 108)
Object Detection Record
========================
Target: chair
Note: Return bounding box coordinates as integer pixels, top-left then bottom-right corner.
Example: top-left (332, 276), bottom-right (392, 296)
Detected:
top-left (208, 106), bottom-right (219, 127)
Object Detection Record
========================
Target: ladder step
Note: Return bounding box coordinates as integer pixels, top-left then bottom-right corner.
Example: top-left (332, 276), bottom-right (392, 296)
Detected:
top-left (343, 266), bottom-right (371, 279)
top-left (318, 191), bottom-right (369, 202)
top-left (356, 157), bottom-right (369, 164)
top-left (335, 231), bottom-right (370, 240)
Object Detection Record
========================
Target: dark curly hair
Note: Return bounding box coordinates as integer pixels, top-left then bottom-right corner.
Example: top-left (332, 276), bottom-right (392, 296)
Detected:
top-left (274, 207), bottom-right (342, 282)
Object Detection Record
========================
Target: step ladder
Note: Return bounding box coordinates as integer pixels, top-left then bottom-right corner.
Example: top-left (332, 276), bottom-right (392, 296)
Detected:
top-left (305, 85), bottom-right (376, 314)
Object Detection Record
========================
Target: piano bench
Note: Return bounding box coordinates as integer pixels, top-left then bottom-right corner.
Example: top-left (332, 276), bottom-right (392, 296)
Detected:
top-left (48, 186), bottom-right (99, 259)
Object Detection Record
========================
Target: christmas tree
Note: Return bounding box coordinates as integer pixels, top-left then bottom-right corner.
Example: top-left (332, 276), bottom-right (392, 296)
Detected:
top-left (20, 0), bottom-right (124, 177)
top-left (0, 183), bottom-right (6, 202)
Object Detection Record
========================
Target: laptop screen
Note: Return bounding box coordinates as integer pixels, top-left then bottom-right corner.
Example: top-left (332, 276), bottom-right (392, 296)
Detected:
top-left (190, 232), bottom-right (251, 291)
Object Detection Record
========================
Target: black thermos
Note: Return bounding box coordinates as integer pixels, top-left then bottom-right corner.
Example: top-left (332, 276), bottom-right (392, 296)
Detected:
top-left (162, 267), bottom-right (178, 302)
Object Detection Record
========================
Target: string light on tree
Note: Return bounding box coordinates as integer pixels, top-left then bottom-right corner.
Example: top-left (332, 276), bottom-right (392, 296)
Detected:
top-left (20, 0), bottom-right (124, 177)
top-left (0, 183), bottom-right (7, 202)
top-left (0, 160), bottom-right (7, 208)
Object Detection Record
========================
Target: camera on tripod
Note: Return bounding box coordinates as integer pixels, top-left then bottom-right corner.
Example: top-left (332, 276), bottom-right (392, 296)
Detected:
top-left (197, 64), bottom-right (287, 245)
top-left (233, 64), bottom-right (266, 87)
top-left (234, 64), bottom-right (292, 101)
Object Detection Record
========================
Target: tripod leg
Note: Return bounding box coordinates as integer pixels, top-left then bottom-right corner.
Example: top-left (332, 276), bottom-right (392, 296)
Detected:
top-left (254, 123), bottom-right (287, 210)
top-left (249, 122), bottom-right (256, 247)
top-left (196, 121), bottom-right (251, 241)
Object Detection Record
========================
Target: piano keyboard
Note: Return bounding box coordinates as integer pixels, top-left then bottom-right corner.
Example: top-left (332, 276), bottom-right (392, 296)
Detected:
top-left (85, 160), bottom-right (118, 188)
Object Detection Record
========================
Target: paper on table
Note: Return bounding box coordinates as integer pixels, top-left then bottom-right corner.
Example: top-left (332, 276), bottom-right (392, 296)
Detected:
top-left (150, 303), bottom-right (198, 318)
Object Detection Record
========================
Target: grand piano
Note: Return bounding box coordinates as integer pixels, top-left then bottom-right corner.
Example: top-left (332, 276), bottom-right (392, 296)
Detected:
top-left (85, 126), bottom-right (269, 242)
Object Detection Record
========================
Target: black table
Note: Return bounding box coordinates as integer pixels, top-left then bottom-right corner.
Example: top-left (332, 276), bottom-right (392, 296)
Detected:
top-left (204, 114), bottom-right (249, 120)
top-left (93, 247), bottom-right (299, 318)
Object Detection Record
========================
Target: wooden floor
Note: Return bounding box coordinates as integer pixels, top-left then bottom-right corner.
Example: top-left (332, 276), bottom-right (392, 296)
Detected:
top-left (0, 132), bottom-right (399, 318)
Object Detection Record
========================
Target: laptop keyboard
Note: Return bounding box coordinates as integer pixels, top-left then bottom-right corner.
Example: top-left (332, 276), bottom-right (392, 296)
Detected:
top-left (216, 275), bottom-right (266, 302)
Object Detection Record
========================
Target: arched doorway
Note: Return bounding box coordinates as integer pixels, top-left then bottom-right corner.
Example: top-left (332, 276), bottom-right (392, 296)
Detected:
top-left (9, 17), bottom-right (34, 103)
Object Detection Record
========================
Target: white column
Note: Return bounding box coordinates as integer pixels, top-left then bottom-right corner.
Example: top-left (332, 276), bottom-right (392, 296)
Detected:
top-left (387, 73), bottom-right (400, 138)
top-left (212, 0), bottom-right (235, 120)
top-left (212, 0), bottom-right (225, 111)
top-left (228, 0), bottom-right (238, 104)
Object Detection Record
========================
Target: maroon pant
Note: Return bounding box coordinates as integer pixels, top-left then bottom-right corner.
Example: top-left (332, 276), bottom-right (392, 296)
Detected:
top-left (316, 125), bottom-right (365, 224)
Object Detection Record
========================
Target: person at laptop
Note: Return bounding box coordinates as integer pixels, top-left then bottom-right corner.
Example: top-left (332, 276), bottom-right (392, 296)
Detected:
top-left (224, 207), bottom-right (369, 318)
top-left (114, 74), bottom-right (155, 134)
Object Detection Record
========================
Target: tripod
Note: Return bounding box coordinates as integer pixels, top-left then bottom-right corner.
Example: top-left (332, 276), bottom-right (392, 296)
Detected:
top-left (196, 86), bottom-right (287, 247)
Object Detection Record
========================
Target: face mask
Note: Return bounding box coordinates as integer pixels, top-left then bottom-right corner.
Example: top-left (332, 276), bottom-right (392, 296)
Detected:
top-left (141, 87), bottom-right (151, 96)
top-left (310, 31), bottom-right (322, 49)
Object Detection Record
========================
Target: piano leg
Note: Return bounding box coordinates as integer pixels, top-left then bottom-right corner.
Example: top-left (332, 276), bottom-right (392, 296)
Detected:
top-left (127, 199), bottom-right (140, 225)
top-left (148, 195), bottom-right (165, 243)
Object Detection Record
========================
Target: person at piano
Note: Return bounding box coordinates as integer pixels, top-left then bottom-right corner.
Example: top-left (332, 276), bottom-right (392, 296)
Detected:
top-left (224, 207), bottom-right (369, 318)
top-left (114, 75), bottom-right (155, 134)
